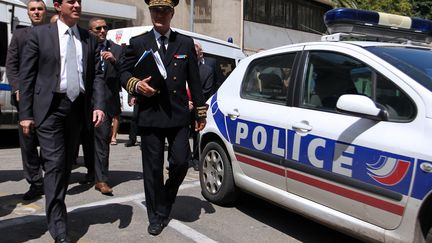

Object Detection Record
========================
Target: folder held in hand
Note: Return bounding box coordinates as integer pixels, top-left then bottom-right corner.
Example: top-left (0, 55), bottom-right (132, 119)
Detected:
top-left (133, 50), bottom-right (167, 90)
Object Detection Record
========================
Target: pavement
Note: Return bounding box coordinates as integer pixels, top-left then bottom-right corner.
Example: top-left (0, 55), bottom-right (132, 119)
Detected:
top-left (0, 134), bottom-right (211, 243)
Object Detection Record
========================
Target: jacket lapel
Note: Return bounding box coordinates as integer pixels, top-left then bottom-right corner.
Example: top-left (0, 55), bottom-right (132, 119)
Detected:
top-left (49, 23), bottom-right (61, 76)
top-left (164, 31), bottom-right (180, 66)
top-left (78, 26), bottom-right (88, 80)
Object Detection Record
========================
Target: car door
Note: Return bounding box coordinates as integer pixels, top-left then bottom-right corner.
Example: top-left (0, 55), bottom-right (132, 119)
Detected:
top-left (222, 50), bottom-right (300, 191)
top-left (284, 43), bottom-right (422, 229)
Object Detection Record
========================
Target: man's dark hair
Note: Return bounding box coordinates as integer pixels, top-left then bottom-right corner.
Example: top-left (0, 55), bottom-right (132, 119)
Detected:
top-left (53, 0), bottom-right (62, 4)
top-left (88, 17), bottom-right (105, 29)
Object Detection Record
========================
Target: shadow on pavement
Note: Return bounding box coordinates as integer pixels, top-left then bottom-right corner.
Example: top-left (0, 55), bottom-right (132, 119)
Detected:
top-left (235, 193), bottom-right (362, 243)
top-left (0, 203), bottom-right (133, 243)
top-left (0, 170), bottom-right (23, 183)
top-left (170, 195), bottom-right (216, 222)
top-left (67, 170), bottom-right (143, 195)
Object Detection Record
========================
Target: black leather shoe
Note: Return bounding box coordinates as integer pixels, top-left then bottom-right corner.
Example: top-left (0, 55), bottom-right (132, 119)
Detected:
top-left (125, 140), bottom-right (136, 147)
top-left (55, 234), bottom-right (71, 243)
top-left (22, 186), bottom-right (44, 200)
top-left (189, 159), bottom-right (199, 171)
top-left (147, 223), bottom-right (163, 236)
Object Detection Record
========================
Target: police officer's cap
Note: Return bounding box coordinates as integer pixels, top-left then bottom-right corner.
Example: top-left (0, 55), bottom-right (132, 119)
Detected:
top-left (145, 0), bottom-right (179, 9)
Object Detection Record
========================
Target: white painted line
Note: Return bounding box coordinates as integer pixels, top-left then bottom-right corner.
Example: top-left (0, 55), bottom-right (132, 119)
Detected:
top-left (0, 181), bottom-right (201, 229)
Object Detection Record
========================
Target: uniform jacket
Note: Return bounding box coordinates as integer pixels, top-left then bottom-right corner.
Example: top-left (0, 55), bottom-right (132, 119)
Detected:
top-left (120, 30), bottom-right (205, 128)
top-left (19, 23), bottom-right (105, 127)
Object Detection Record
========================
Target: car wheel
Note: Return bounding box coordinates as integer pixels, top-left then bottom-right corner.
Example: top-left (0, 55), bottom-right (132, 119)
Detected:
top-left (200, 141), bottom-right (236, 205)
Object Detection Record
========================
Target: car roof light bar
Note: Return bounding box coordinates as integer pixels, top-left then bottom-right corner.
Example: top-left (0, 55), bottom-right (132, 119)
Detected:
top-left (324, 8), bottom-right (432, 43)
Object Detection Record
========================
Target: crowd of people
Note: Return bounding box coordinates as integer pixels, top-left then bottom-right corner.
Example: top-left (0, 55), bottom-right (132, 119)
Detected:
top-left (5, 0), bottom-right (215, 242)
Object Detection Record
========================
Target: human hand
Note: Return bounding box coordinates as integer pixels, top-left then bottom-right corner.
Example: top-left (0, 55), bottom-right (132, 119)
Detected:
top-left (101, 51), bottom-right (116, 63)
top-left (137, 77), bottom-right (157, 97)
top-left (128, 97), bottom-right (136, 106)
top-left (195, 118), bottom-right (206, 131)
top-left (20, 119), bottom-right (34, 136)
top-left (188, 101), bottom-right (194, 111)
top-left (93, 110), bottom-right (105, 127)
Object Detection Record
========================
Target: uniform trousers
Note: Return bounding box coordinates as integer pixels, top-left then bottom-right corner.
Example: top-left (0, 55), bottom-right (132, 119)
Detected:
top-left (36, 93), bottom-right (84, 238)
top-left (139, 126), bottom-right (190, 224)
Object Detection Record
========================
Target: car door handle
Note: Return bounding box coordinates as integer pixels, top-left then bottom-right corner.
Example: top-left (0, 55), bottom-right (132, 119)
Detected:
top-left (292, 121), bottom-right (312, 133)
top-left (228, 109), bottom-right (240, 120)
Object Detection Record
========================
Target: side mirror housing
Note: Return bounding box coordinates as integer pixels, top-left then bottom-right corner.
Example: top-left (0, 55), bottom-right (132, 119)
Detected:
top-left (336, 94), bottom-right (388, 121)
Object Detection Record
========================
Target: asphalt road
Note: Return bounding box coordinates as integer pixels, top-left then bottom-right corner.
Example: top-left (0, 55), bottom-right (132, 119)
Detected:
top-left (0, 131), bottom-right (363, 243)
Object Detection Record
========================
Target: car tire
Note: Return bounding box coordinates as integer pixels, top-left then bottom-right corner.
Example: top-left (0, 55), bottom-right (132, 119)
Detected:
top-left (200, 141), bottom-right (237, 205)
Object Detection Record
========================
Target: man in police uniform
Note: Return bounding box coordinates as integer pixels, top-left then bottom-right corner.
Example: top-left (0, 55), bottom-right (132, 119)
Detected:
top-left (119, 0), bottom-right (207, 236)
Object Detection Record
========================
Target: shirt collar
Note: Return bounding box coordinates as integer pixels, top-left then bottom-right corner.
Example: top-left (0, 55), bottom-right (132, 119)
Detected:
top-left (153, 28), bottom-right (172, 41)
top-left (57, 19), bottom-right (79, 37)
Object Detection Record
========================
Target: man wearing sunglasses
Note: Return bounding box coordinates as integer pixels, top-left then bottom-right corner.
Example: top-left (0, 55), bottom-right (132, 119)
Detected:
top-left (79, 17), bottom-right (122, 195)
top-left (120, 0), bottom-right (207, 236)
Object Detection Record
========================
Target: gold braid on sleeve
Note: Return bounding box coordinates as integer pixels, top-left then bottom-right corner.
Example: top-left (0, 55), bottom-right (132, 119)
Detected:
top-left (126, 77), bottom-right (140, 95)
top-left (196, 105), bottom-right (208, 119)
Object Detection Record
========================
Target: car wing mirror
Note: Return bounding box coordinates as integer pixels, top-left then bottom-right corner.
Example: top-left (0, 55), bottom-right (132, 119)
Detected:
top-left (336, 94), bottom-right (389, 121)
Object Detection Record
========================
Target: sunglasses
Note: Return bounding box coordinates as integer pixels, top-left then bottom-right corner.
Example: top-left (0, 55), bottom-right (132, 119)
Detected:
top-left (95, 25), bottom-right (108, 31)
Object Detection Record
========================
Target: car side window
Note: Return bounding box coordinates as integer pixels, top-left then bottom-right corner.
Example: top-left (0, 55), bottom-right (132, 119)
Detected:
top-left (301, 51), bottom-right (415, 121)
top-left (241, 53), bottom-right (296, 104)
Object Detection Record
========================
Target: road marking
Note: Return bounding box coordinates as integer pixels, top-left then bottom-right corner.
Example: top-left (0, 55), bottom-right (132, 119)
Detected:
top-left (0, 181), bottom-right (201, 229)
top-left (132, 183), bottom-right (218, 243)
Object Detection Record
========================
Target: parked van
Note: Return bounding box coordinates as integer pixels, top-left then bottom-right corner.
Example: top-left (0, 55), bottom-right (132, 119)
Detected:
top-left (0, 0), bottom-right (32, 129)
top-left (106, 26), bottom-right (246, 121)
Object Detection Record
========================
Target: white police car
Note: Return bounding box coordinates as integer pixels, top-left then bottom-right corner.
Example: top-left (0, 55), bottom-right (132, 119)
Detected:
top-left (198, 8), bottom-right (432, 243)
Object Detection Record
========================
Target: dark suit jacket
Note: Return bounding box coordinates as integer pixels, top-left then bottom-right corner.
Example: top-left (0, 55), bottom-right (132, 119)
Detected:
top-left (6, 27), bottom-right (32, 106)
top-left (120, 30), bottom-right (205, 128)
top-left (101, 40), bottom-right (123, 117)
top-left (199, 62), bottom-right (214, 101)
top-left (19, 23), bottom-right (105, 127)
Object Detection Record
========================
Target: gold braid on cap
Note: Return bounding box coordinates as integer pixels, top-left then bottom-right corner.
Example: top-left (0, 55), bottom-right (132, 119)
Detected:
top-left (149, 0), bottom-right (174, 8)
top-left (126, 77), bottom-right (140, 95)
top-left (196, 105), bottom-right (208, 119)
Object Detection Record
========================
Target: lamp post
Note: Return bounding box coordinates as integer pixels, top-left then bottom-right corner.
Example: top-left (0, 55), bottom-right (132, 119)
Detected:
top-left (190, 0), bottom-right (194, 32)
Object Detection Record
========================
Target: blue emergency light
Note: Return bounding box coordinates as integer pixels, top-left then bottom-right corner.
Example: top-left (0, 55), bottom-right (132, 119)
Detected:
top-left (324, 8), bottom-right (432, 43)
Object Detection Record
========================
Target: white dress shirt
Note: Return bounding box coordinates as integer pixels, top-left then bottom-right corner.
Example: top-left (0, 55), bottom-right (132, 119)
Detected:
top-left (56, 20), bottom-right (84, 93)
top-left (153, 28), bottom-right (171, 50)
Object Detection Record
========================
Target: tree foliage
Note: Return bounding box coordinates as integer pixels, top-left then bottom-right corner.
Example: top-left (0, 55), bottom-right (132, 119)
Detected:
top-left (412, 0), bottom-right (432, 19)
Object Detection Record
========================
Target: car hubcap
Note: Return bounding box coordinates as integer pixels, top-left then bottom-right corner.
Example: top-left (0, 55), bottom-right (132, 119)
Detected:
top-left (202, 149), bottom-right (224, 194)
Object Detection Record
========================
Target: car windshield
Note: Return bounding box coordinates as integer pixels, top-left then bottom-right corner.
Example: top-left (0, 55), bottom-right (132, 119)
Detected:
top-left (367, 46), bottom-right (432, 92)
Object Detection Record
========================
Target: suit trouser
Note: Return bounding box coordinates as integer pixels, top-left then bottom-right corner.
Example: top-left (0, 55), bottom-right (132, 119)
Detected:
top-left (14, 97), bottom-right (43, 189)
top-left (139, 126), bottom-right (190, 224)
top-left (93, 114), bottom-right (113, 182)
top-left (36, 94), bottom-right (84, 238)
top-left (129, 104), bottom-right (138, 143)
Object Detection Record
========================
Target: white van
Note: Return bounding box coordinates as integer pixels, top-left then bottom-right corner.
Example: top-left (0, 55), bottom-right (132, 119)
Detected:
top-left (0, 0), bottom-right (32, 129)
top-left (106, 26), bottom-right (246, 121)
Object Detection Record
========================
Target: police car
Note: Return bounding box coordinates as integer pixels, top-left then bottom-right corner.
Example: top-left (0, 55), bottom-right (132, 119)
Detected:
top-left (198, 8), bottom-right (432, 243)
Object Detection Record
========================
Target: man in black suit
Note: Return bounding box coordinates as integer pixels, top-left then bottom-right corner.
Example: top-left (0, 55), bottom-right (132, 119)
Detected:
top-left (5, 0), bottom-right (46, 201)
top-left (189, 41), bottom-right (214, 170)
top-left (120, 0), bottom-right (207, 236)
top-left (84, 17), bottom-right (123, 194)
top-left (19, 0), bottom-right (105, 241)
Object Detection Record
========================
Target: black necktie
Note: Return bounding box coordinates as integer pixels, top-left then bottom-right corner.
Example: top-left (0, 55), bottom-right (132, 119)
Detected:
top-left (159, 36), bottom-right (167, 58)
top-left (99, 43), bottom-right (106, 71)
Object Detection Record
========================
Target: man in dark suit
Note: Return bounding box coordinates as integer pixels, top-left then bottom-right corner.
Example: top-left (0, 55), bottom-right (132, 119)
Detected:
top-left (120, 0), bottom-right (207, 236)
top-left (189, 41), bottom-right (214, 170)
top-left (83, 17), bottom-right (123, 194)
top-left (5, 0), bottom-right (46, 201)
top-left (19, 0), bottom-right (105, 242)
